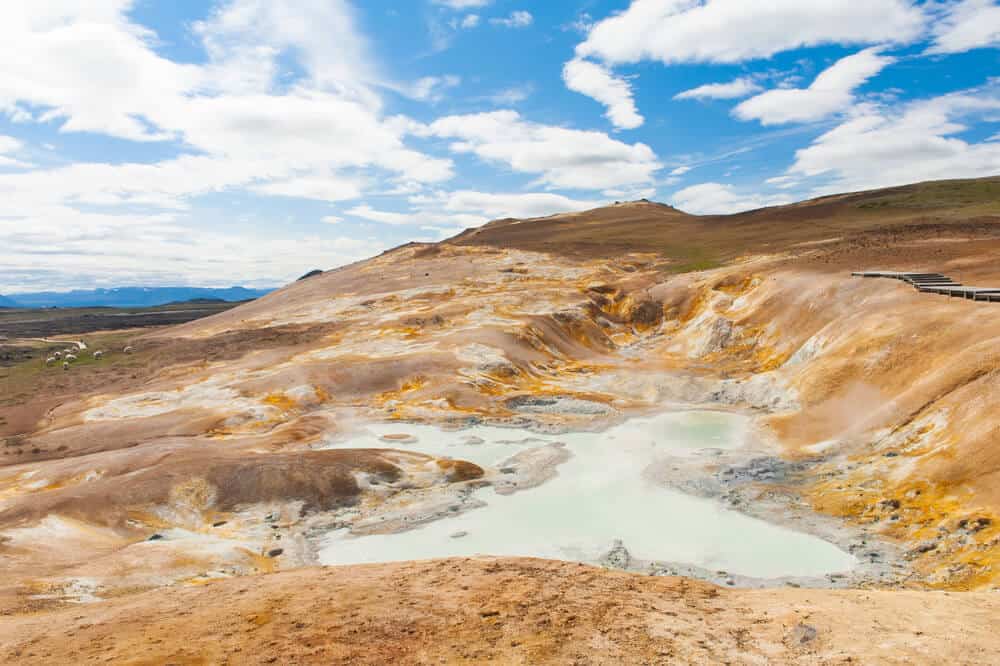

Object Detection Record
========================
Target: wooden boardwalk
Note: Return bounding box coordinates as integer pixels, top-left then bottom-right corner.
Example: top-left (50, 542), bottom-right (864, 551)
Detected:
top-left (852, 271), bottom-right (1000, 302)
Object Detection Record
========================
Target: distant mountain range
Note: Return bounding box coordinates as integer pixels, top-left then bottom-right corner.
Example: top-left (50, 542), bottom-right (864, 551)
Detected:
top-left (0, 286), bottom-right (273, 309)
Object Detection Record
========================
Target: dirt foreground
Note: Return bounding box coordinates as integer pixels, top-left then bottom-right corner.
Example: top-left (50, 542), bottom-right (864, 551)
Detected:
top-left (3, 557), bottom-right (996, 665)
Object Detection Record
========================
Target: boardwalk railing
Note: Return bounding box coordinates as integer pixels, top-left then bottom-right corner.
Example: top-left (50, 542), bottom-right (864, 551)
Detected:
top-left (851, 271), bottom-right (1000, 302)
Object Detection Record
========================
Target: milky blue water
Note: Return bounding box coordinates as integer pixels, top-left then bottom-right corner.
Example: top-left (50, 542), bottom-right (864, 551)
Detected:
top-left (319, 411), bottom-right (855, 578)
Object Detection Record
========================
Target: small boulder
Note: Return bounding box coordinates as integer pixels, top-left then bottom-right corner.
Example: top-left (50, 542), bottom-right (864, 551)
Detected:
top-left (786, 623), bottom-right (818, 647)
top-left (600, 539), bottom-right (631, 570)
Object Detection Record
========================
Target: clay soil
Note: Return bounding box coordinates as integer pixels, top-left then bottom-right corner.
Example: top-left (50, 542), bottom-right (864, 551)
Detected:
top-left (3, 558), bottom-right (997, 665)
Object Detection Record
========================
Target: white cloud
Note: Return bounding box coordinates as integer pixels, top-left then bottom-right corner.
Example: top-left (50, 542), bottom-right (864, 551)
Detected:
top-left (485, 85), bottom-right (533, 105)
top-left (764, 175), bottom-right (801, 189)
top-left (0, 135), bottom-right (22, 153)
top-left (458, 14), bottom-right (480, 29)
top-left (410, 190), bottom-right (603, 219)
top-left (734, 48), bottom-right (895, 125)
top-left (576, 0), bottom-right (926, 65)
top-left (346, 204), bottom-right (412, 225)
top-left (669, 166), bottom-right (692, 176)
top-left (0, 2), bottom-right (459, 290)
top-left (0, 3), bottom-right (201, 141)
top-left (563, 13), bottom-right (595, 35)
top-left (491, 11), bottom-right (533, 28)
top-left (322, 215), bottom-right (343, 224)
top-left (563, 58), bottom-right (644, 129)
top-left (254, 173), bottom-right (366, 202)
top-left (675, 78), bottom-right (762, 100)
top-left (195, 0), bottom-right (378, 102)
top-left (422, 110), bottom-right (661, 190)
top-left (927, 0), bottom-right (1000, 54)
top-left (671, 182), bottom-right (791, 214)
top-left (409, 75), bottom-right (462, 102)
top-left (434, 0), bottom-right (491, 9)
top-left (0, 5), bottom-right (454, 206)
top-left (787, 86), bottom-right (1000, 193)
top-left (0, 205), bottom-right (388, 293)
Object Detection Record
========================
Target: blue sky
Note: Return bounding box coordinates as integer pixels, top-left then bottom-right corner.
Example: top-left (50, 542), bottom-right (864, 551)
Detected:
top-left (0, 1), bottom-right (998, 292)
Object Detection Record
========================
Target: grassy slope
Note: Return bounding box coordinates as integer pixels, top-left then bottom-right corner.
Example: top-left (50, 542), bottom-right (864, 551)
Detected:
top-left (450, 177), bottom-right (1000, 269)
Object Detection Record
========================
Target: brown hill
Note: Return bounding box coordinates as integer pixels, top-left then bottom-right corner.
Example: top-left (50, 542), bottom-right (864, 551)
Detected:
top-left (451, 176), bottom-right (1000, 271)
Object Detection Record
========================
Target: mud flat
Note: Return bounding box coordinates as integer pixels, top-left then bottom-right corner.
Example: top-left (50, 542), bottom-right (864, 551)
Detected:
top-left (315, 410), bottom-right (894, 585)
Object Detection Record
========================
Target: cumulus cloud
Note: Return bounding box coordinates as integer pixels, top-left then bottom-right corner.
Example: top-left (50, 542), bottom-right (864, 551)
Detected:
top-left (563, 58), bottom-right (644, 129)
top-left (675, 78), bottom-right (762, 100)
top-left (575, 0), bottom-right (926, 65)
top-left (927, 0), bottom-right (1000, 54)
top-left (0, 2), bottom-right (461, 290)
top-left (491, 11), bottom-right (533, 28)
top-left (734, 47), bottom-right (895, 125)
top-left (0, 3), bottom-right (200, 141)
top-left (787, 86), bottom-right (1000, 193)
top-left (420, 110), bottom-right (661, 190)
top-left (671, 182), bottom-right (791, 214)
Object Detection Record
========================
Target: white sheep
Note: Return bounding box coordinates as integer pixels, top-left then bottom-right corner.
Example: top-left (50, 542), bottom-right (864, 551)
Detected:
top-left (123, 346), bottom-right (135, 354)
top-left (45, 357), bottom-right (56, 366)
top-left (53, 351), bottom-right (62, 359)
top-left (93, 350), bottom-right (104, 360)
top-left (63, 361), bottom-right (70, 371)
top-left (65, 354), bottom-right (78, 362)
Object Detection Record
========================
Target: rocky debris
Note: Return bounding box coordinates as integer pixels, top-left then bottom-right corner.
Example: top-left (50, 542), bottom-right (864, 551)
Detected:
top-left (695, 317), bottom-right (735, 356)
top-left (628, 300), bottom-right (663, 327)
top-left (147, 534), bottom-right (164, 541)
top-left (504, 395), bottom-right (613, 416)
top-left (267, 548), bottom-right (283, 558)
top-left (450, 531), bottom-right (468, 539)
top-left (492, 443), bottom-right (571, 496)
top-left (297, 269), bottom-right (324, 281)
top-left (402, 314), bottom-right (446, 329)
top-left (786, 623), bottom-right (818, 648)
top-left (708, 373), bottom-right (798, 411)
top-left (907, 540), bottom-right (939, 559)
top-left (958, 517), bottom-right (992, 534)
top-left (719, 457), bottom-right (808, 486)
top-left (600, 539), bottom-right (631, 570)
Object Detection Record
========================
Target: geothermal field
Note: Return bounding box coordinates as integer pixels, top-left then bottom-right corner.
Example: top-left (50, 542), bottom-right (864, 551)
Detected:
top-left (2, 178), bottom-right (1000, 662)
